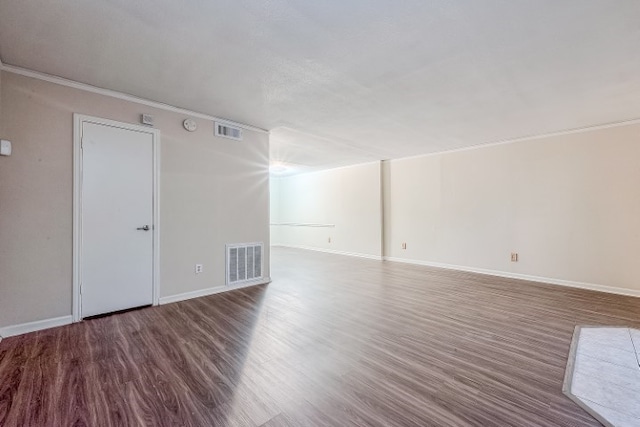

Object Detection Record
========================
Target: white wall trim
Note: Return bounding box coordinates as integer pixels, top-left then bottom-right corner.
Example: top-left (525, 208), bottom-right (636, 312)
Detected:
top-left (3, 63), bottom-right (639, 160)
top-left (159, 278), bottom-right (271, 305)
top-left (73, 114), bottom-right (161, 322)
top-left (4, 63), bottom-right (638, 162)
top-left (0, 316), bottom-right (73, 338)
top-left (387, 117), bottom-right (640, 163)
top-left (273, 244), bottom-right (382, 261)
top-left (383, 257), bottom-right (640, 299)
top-left (0, 63), bottom-right (268, 134)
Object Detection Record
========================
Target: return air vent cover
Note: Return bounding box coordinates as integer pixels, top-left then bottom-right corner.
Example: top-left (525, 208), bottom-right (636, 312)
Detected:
top-left (215, 122), bottom-right (243, 140)
top-left (226, 242), bottom-right (263, 285)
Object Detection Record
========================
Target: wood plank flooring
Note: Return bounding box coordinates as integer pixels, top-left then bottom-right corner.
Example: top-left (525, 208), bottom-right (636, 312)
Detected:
top-left (2, 247), bottom-right (640, 426)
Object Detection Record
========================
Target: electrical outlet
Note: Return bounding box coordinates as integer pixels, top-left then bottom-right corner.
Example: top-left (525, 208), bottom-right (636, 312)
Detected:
top-left (195, 264), bottom-right (203, 274)
top-left (511, 253), bottom-right (518, 262)
top-left (328, 237), bottom-right (331, 243)
top-left (0, 140), bottom-right (12, 156)
top-left (402, 243), bottom-right (407, 249)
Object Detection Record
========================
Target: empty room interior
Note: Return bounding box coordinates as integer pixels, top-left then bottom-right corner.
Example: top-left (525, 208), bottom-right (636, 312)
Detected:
top-left (1, 1), bottom-right (640, 426)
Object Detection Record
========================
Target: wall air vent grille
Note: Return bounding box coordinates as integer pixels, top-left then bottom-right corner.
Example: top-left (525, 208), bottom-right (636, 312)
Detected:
top-left (215, 122), bottom-right (243, 140)
top-left (226, 242), bottom-right (263, 285)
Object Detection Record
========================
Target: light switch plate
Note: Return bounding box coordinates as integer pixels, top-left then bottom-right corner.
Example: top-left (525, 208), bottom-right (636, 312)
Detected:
top-left (0, 140), bottom-right (11, 156)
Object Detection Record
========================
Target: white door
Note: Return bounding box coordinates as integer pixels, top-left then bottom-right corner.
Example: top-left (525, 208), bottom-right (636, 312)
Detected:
top-left (81, 121), bottom-right (154, 317)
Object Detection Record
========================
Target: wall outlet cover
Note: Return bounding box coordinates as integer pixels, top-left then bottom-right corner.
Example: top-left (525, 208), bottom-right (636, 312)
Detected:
top-left (0, 140), bottom-right (12, 156)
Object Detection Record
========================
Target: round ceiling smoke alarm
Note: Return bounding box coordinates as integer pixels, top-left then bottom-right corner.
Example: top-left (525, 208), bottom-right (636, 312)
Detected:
top-left (183, 118), bottom-right (197, 132)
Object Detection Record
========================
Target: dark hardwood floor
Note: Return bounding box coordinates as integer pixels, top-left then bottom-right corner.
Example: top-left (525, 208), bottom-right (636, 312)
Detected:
top-left (2, 247), bottom-right (640, 426)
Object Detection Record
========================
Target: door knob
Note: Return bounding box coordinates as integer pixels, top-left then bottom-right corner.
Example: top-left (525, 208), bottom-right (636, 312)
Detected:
top-left (136, 225), bottom-right (150, 231)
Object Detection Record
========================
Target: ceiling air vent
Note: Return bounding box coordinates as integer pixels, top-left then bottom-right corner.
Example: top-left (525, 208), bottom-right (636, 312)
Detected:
top-left (215, 122), bottom-right (243, 140)
top-left (226, 242), bottom-right (263, 286)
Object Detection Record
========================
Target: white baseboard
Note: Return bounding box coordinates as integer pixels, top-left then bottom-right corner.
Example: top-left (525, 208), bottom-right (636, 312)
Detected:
top-left (383, 256), bottom-right (640, 298)
top-left (0, 315), bottom-right (73, 339)
top-left (273, 244), bottom-right (382, 261)
top-left (158, 277), bottom-right (272, 305)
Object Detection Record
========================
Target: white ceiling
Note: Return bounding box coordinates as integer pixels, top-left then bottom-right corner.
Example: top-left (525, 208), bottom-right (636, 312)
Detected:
top-left (2, 1), bottom-right (640, 172)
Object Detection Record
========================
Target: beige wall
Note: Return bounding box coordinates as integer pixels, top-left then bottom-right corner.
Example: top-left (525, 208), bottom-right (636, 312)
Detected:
top-left (271, 162), bottom-right (382, 258)
top-left (272, 122), bottom-right (640, 293)
top-left (384, 123), bottom-right (640, 292)
top-left (0, 71), bottom-right (270, 328)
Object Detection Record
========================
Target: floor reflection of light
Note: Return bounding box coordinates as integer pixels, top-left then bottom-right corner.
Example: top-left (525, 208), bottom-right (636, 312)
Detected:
top-left (224, 285), bottom-right (318, 423)
top-left (210, 286), bottom-right (272, 423)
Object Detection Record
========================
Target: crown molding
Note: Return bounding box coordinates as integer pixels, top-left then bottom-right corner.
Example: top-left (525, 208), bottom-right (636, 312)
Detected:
top-left (388, 117), bottom-right (640, 164)
top-left (0, 63), bottom-right (268, 134)
top-left (3, 61), bottom-right (639, 159)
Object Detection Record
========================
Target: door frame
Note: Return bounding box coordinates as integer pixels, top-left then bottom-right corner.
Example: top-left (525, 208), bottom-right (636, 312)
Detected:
top-left (72, 114), bottom-right (161, 322)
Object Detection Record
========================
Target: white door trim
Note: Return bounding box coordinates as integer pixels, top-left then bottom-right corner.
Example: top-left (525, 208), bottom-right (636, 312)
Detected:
top-left (72, 114), bottom-right (161, 322)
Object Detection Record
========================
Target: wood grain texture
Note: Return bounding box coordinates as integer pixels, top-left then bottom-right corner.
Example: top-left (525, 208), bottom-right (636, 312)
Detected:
top-left (2, 246), bottom-right (640, 426)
